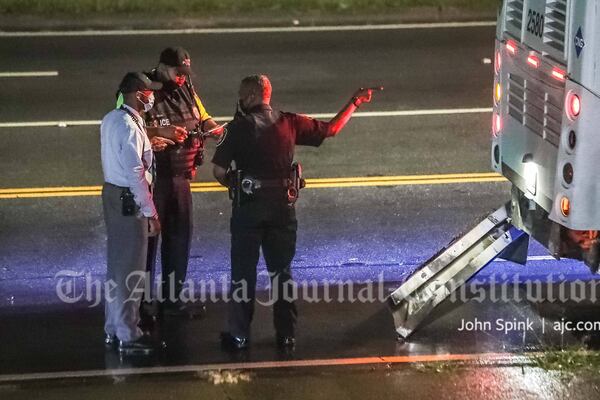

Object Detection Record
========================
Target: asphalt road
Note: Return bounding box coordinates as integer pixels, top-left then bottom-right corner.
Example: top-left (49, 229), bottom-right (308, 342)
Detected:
top-left (0, 25), bottom-right (509, 285)
top-left (0, 27), bottom-right (491, 122)
top-left (4, 363), bottom-right (600, 400)
top-left (1, 24), bottom-right (600, 399)
top-left (0, 26), bottom-right (495, 187)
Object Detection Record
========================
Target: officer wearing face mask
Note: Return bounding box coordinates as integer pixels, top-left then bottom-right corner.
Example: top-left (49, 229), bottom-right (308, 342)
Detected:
top-left (141, 47), bottom-right (224, 319)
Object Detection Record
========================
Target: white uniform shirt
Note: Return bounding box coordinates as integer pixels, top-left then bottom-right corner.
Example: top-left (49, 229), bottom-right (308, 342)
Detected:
top-left (100, 104), bottom-right (157, 218)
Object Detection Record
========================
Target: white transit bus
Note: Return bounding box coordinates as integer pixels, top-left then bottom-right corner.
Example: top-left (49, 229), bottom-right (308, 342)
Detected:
top-left (388, 0), bottom-right (600, 338)
top-left (493, 0), bottom-right (600, 272)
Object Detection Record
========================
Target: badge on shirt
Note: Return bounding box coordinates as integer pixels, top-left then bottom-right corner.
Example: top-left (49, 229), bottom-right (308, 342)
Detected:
top-left (192, 106), bottom-right (200, 121)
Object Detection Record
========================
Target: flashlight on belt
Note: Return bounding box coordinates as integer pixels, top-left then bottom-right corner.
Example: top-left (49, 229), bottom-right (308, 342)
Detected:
top-left (287, 162), bottom-right (305, 204)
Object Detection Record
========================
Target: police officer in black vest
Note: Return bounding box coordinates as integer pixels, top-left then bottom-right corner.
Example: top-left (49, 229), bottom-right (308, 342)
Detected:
top-left (212, 75), bottom-right (375, 350)
top-left (143, 47), bottom-right (223, 317)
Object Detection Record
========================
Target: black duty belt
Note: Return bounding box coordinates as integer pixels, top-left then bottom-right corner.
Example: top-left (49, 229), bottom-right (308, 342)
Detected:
top-left (230, 166), bottom-right (304, 208)
top-left (240, 177), bottom-right (289, 197)
top-left (250, 178), bottom-right (290, 190)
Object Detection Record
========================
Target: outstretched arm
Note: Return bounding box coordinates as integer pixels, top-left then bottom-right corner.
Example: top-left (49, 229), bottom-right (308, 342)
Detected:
top-left (327, 88), bottom-right (374, 137)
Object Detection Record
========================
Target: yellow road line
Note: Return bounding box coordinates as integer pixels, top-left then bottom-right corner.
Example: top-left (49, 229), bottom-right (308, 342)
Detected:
top-left (307, 172), bottom-right (501, 184)
top-left (307, 177), bottom-right (507, 189)
top-left (0, 173), bottom-right (502, 194)
top-left (0, 173), bottom-right (508, 199)
top-left (0, 191), bottom-right (104, 199)
top-left (0, 185), bottom-right (104, 194)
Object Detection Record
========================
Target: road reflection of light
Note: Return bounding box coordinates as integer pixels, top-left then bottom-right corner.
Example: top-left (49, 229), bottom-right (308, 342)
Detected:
top-left (395, 340), bottom-right (451, 356)
top-left (384, 364), bottom-right (569, 399)
top-left (496, 366), bottom-right (566, 400)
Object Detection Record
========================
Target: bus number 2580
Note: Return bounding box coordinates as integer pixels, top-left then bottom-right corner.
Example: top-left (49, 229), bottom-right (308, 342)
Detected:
top-left (527, 9), bottom-right (544, 38)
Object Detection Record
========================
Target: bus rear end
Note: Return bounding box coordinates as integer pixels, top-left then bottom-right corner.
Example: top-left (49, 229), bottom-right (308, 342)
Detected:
top-left (493, 0), bottom-right (600, 271)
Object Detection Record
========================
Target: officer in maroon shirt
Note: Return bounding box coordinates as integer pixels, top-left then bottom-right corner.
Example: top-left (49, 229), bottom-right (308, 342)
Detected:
top-left (212, 74), bottom-right (375, 350)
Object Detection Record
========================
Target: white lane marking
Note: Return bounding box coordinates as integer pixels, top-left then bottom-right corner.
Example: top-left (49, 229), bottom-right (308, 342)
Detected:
top-left (0, 107), bottom-right (493, 128)
top-left (494, 255), bottom-right (558, 262)
top-left (308, 108), bottom-right (493, 119)
top-left (0, 71), bottom-right (59, 78)
top-left (0, 21), bottom-right (496, 37)
top-left (0, 120), bottom-right (101, 128)
top-left (527, 255), bottom-right (558, 261)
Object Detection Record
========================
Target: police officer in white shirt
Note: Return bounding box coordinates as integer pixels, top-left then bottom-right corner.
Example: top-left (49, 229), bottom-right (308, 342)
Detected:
top-left (100, 72), bottom-right (164, 356)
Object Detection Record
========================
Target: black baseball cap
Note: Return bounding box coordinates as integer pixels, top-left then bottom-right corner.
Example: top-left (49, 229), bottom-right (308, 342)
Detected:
top-left (159, 47), bottom-right (192, 75)
top-left (118, 72), bottom-right (163, 93)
